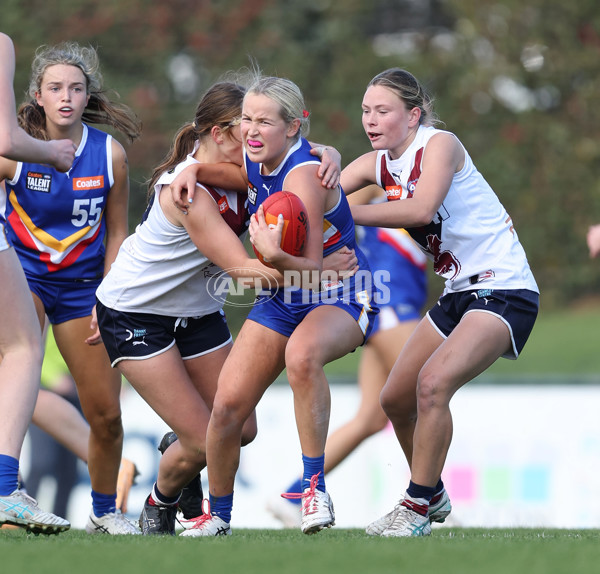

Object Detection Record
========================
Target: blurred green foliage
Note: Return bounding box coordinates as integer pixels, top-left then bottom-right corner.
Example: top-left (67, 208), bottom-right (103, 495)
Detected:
top-left (4, 0), bottom-right (600, 317)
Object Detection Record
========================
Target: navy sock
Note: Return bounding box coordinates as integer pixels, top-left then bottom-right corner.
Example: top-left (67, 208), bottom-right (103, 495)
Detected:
top-left (301, 453), bottom-right (325, 492)
top-left (0, 454), bottom-right (19, 496)
top-left (150, 482), bottom-right (180, 506)
top-left (284, 478), bottom-right (303, 506)
top-left (91, 490), bottom-right (117, 517)
top-left (209, 492), bottom-right (233, 524)
top-left (406, 480), bottom-right (436, 502)
top-left (402, 481), bottom-right (436, 517)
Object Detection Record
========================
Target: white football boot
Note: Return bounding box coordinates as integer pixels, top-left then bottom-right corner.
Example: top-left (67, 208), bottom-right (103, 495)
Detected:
top-left (86, 509), bottom-right (140, 535)
top-left (180, 513), bottom-right (231, 537)
top-left (282, 474), bottom-right (334, 535)
top-left (366, 489), bottom-right (452, 536)
top-left (0, 490), bottom-right (70, 535)
top-left (381, 505), bottom-right (431, 538)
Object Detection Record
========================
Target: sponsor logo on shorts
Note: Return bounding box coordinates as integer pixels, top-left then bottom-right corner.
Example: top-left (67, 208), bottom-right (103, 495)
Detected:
top-left (125, 328), bottom-right (148, 346)
top-left (473, 289), bottom-right (494, 304)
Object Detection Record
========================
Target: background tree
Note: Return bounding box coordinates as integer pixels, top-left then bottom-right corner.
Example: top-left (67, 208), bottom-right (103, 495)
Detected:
top-left (4, 0), bottom-right (600, 308)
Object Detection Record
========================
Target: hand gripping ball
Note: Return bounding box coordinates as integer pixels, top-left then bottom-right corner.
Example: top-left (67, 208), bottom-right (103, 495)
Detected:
top-left (252, 190), bottom-right (309, 267)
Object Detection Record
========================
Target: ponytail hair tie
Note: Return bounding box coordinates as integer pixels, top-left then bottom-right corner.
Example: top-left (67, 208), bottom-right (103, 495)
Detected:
top-left (302, 109), bottom-right (309, 118)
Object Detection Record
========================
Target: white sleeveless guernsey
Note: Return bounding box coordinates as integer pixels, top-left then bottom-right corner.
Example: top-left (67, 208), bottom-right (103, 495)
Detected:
top-left (97, 151), bottom-right (247, 316)
top-left (376, 125), bottom-right (538, 295)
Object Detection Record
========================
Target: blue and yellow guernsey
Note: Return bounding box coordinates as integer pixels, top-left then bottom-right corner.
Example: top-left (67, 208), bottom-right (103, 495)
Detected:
top-left (1, 124), bottom-right (112, 280)
top-left (244, 137), bottom-right (365, 260)
top-left (245, 137), bottom-right (377, 338)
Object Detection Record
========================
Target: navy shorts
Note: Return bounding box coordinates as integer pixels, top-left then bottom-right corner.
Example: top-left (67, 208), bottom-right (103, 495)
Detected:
top-left (427, 288), bottom-right (539, 359)
top-left (96, 300), bottom-right (232, 367)
top-left (26, 274), bottom-right (100, 324)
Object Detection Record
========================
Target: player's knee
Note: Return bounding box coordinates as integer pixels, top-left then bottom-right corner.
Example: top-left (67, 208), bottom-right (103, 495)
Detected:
top-left (89, 408), bottom-right (123, 441)
top-left (10, 338), bottom-right (43, 367)
top-left (415, 370), bottom-right (450, 414)
top-left (381, 385), bottom-right (416, 423)
top-left (180, 439), bottom-right (207, 464)
top-left (211, 395), bottom-right (247, 433)
top-left (285, 346), bottom-right (321, 388)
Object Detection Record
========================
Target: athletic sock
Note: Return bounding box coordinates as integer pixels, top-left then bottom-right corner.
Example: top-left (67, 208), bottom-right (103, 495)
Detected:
top-left (91, 490), bottom-right (117, 517)
top-left (0, 454), bottom-right (19, 496)
top-left (209, 492), bottom-right (233, 524)
top-left (402, 480), bottom-right (437, 517)
top-left (284, 477), bottom-right (303, 506)
top-left (149, 482), bottom-right (180, 506)
top-left (301, 453), bottom-right (326, 492)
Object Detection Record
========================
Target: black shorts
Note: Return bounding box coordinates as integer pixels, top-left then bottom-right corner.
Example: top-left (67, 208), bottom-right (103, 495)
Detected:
top-left (427, 288), bottom-right (539, 359)
top-left (96, 299), bottom-right (232, 367)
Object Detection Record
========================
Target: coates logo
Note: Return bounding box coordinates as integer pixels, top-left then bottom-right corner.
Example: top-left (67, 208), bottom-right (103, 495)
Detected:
top-left (73, 176), bottom-right (104, 190)
top-left (206, 267), bottom-right (279, 308)
top-left (385, 186), bottom-right (402, 201)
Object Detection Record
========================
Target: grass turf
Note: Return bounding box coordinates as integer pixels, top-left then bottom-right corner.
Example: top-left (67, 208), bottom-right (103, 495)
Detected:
top-left (5, 305), bottom-right (600, 573)
top-left (2, 527), bottom-right (599, 574)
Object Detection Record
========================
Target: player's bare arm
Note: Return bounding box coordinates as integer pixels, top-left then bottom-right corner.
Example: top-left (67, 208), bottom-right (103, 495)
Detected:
top-left (170, 162), bottom-right (247, 212)
top-left (350, 133), bottom-right (461, 228)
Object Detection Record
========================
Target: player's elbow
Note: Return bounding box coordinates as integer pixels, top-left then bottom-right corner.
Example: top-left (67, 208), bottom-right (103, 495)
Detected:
top-left (0, 129), bottom-right (15, 157)
top-left (412, 204), bottom-right (438, 227)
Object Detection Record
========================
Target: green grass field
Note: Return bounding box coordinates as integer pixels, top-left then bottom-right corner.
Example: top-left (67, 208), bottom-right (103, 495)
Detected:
top-left (2, 526), bottom-right (600, 574)
top-left (4, 304), bottom-right (600, 572)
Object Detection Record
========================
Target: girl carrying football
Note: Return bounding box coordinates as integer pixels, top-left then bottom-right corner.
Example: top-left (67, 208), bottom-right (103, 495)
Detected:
top-left (0, 41), bottom-right (142, 535)
top-left (170, 74), bottom-right (378, 537)
top-left (95, 78), bottom-right (352, 535)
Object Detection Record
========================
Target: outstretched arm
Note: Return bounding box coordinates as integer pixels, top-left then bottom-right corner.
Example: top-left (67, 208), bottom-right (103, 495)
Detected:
top-left (171, 143), bottom-right (342, 213)
top-left (340, 151), bottom-right (378, 196)
top-left (350, 133), bottom-right (461, 228)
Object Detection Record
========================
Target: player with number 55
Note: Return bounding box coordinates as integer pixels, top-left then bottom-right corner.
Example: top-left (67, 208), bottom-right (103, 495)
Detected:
top-left (0, 41), bottom-right (142, 535)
